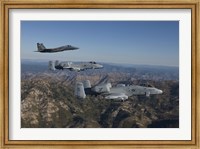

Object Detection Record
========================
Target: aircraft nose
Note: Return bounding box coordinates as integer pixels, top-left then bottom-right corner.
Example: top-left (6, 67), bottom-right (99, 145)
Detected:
top-left (98, 64), bottom-right (103, 68)
top-left (72, 46), bottom-right (79, 50)
top-left (158, 89), bottom-right (163, 94)
top-left (99, 65), bottom-right (103, 68)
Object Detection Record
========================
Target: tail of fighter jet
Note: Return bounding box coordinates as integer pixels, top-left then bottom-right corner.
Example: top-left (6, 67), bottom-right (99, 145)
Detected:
top-left (55, 60), bottom-right (60, 67)
top-left (48, 61), bottom-right (55, 71)
top-left (75, 82), bottom-right (86, 99)
top-left (65, 62), bottom-right (72, 68)
top-left (37, 43), bottom-right (46, 52)
top-left (80, 80), bottom-right (101, 96)
top-left (83, 80), bottom-right (91, 89)
top-left (83, 80), bottom-right (92, 95)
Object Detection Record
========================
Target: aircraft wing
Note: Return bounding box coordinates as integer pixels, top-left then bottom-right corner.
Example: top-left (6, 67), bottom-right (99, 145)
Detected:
top-left (104, 93), bottom-right (128, 101)
top-left (55, 46), bottom-right (66, 51)
top-left (62, 65), bottom-right (71, 69)
top-left (67, 66), bottom-right (81, 71)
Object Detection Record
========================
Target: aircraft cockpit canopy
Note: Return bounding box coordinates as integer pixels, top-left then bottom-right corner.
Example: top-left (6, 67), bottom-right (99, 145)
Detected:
top-left (140, 83), bottom-right (154, 87)
top-left (89, 61), bottom-right (96, 64)
top-left (147, 84), bottom-right (154, 87)
top-left (67, 45), bottom-right (72, 47)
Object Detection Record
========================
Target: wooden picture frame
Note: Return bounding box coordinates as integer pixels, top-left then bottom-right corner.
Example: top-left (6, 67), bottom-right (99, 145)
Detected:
top-left (0, 0), bottom-right (199, 148)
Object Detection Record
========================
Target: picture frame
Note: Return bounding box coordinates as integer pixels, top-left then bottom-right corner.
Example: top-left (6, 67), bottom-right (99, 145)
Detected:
top-left (0, 0), bottom-right (199, 148)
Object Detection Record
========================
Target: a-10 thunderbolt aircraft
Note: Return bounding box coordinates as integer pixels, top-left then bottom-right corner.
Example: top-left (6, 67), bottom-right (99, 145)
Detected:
top-left (35, 43), bottom-right (79, 53)
top-left (75, 80), bottom-right (163, 101)
top-left (49, 60), bottom-right (103, 71)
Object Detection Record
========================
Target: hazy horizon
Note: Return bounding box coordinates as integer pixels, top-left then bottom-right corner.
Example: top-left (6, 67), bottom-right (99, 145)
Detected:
top-left (21, 58), bottom-right (179, 68)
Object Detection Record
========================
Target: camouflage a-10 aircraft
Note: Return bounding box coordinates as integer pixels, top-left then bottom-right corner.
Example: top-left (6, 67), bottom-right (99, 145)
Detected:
top-left (75, 80), bottom-right (163, 101)
top-left (49, 60), bottom-right (103, 71)
top-left (35, 43), bottom-right (79, 53)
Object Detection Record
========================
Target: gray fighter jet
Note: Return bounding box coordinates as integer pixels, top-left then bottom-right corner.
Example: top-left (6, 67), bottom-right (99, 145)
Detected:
top-left (75, 80), bottom-right (163, 101)
top-left (49, 60), bottom-right (103, 71)
top-left (35, 43), bottom-right (79, 53)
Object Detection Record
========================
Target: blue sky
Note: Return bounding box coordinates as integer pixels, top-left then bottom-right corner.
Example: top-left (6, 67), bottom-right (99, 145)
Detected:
top-left (21, 21), bottom-right (179, 66)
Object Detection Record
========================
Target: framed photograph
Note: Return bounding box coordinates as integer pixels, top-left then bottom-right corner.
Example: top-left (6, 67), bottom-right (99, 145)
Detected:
top-left (1, 0), bottom-right (199, 148)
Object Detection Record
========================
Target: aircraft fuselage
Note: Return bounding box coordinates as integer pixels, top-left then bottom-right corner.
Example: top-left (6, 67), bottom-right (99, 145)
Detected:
top-left (39, 45), bottom-right (79, 53)
top-left (36, 43), bottom-right (79, 53)
top-left (109, 85), bottom-right (163, 97)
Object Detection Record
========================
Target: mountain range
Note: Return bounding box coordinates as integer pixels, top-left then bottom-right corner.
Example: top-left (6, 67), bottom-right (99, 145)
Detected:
top-left (21, 60), bottom-right (179, 128)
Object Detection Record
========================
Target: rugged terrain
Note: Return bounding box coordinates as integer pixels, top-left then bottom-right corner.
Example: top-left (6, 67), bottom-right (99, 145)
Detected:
top-left (21, 61), bottom-right (179, 128)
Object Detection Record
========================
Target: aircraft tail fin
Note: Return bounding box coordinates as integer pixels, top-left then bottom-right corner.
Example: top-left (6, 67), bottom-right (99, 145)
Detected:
top-left (67, 62), bottom-right (72, 67)
top-left (75, 82), bottom-right (86, 99)
top-left (83, 80), bottom-right (91, 89)
top-left (55, 60), bottom-right (59, 67)
top-left (49, 61), bottom-right (56, 71)
top-left (37, 43), bottom-right (46, 51)
top-left (83, 80), bottom-right (92, 95)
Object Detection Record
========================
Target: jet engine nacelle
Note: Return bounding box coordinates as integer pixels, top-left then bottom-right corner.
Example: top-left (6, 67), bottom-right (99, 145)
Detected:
top-left (92, 83), bottom-right (112, 93)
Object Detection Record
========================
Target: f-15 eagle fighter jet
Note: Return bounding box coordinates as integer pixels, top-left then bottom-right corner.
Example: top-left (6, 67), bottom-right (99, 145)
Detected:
top-left (35, 43), bottom-right (79, 53)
